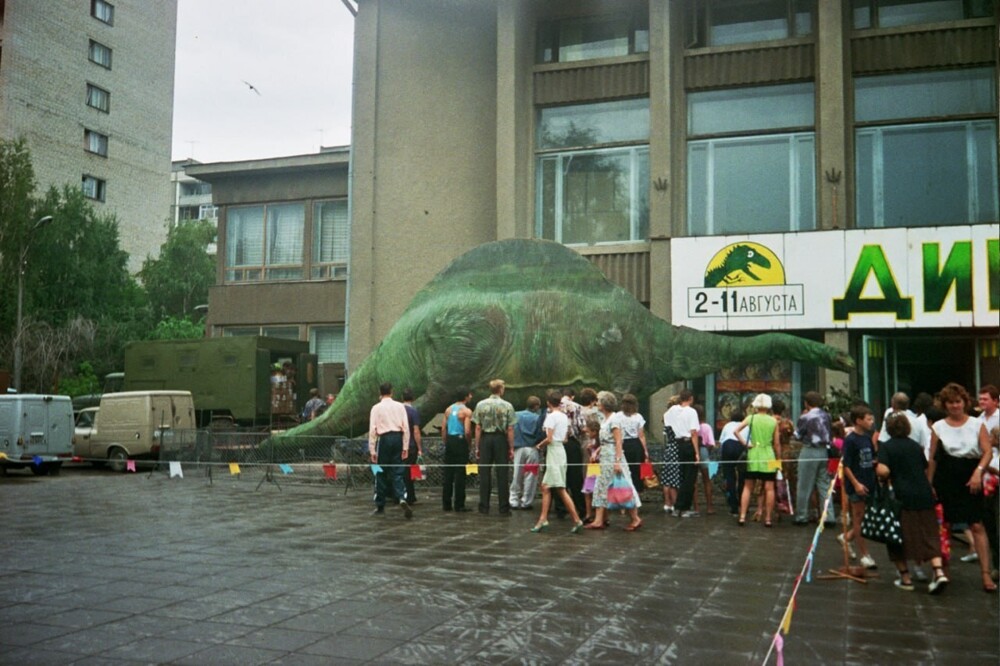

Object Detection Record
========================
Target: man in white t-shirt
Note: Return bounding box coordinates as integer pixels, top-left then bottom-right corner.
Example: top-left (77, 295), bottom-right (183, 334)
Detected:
top-left (978, 384), bottom-right (999, 433)
top-left (663, 389), bottom-right (700, 518)
top-left (878, 392), bottom-right (931, 459)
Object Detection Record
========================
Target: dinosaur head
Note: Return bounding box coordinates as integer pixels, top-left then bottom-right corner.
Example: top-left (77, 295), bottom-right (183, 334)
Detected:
top-left (731, 244), bottom-right (771, 282)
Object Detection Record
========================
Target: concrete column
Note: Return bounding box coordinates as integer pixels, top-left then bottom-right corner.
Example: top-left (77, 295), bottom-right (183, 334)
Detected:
top-left (816, 1), bottom-right (849, 231)
top-left (496, 1), bottom-right (533, 240)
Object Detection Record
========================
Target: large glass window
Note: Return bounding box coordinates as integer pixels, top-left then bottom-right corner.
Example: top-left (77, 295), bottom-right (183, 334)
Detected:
top-left (312, 200), bottom-right (349, 278)
top-left (852, 0), bottom-right (994, 29)
top-left (536, 99), bottom-right (649, 245)
top-left (855, 68), bottom-right (998, 228)
top-left (537, 11), bottom-right (648, 63)
top-left (688, 0), bottom-right (813, 48)
top-left (310, 326), bottom-right (346, 364)
top-left (225, 203), bottom-right (305, 282)
top-left (687, 82), bottom-right (816, 235)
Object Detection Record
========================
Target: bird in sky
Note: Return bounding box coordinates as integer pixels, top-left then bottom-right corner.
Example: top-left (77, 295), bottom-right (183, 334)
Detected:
top-left (242, 80), bottom-right (262, 95)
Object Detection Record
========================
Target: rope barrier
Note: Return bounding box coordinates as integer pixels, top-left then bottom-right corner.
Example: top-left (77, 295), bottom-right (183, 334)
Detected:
top-left (760, 460), bottom-right (842, 666)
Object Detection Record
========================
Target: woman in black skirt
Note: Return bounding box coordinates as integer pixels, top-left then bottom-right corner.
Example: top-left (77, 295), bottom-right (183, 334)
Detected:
top-left (928, 382), bottom-right (995, 592)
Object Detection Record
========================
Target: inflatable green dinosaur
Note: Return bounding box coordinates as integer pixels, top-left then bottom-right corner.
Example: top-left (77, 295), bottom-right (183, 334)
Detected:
top-left (284, 238), bottom-right (852, 439)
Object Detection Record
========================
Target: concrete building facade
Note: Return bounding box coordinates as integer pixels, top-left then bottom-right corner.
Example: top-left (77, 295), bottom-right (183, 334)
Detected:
top-left (170, 159), bottom-right (217, 228)
top-left (348, 0), bottom-right (998, 424)
top-left (0, 0), bottom-right (177, 271)
top-left (187, 147), bottom-right (351, 396)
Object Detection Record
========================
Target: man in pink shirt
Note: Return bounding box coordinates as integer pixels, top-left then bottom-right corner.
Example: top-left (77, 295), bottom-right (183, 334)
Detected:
top-left (369, 382), bottom-right (413, 519)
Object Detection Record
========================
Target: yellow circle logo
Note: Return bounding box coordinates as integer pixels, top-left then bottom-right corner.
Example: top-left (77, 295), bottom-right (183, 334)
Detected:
top-left (704, 242), bottom-right (785, 288)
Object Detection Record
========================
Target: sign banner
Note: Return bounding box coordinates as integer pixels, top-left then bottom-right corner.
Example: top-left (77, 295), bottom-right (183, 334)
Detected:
top-left (670, 225), bottom-right (998, 330)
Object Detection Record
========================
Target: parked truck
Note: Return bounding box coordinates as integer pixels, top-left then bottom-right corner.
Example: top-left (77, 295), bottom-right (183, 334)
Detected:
top-left (74, 391), bottom-right (195, 472)
top-left (123, 337), bottom-right (318, 426)
top-left (0, 394), bottom-right (74, 475)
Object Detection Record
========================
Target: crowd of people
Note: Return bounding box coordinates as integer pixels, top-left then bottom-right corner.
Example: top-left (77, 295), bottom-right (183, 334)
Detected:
top-left (367, 379), bottom-right (1000, 595)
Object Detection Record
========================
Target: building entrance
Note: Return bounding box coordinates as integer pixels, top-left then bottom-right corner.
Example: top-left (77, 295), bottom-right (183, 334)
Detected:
top-left (862, 334), bottom-right (999, 417)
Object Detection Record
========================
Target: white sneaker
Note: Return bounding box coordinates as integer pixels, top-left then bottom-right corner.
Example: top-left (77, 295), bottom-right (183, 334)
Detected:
top-left (679, 510), bottom-right (699, 518)
top-left (859, 554), bottom-right (877, 570)
top-left (928, 574), bottom-right (949, 595)
top-left (960, 553), bottom-right (979, 563)
top-left (663, 505), bottom-right (673, 514)
top-left (894, 578), bottom-right (914, 591)
top-left (837, 533), bottom-right (857, 559)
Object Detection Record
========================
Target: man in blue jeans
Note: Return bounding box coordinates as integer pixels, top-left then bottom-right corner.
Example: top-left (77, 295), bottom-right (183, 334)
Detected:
top-left (794, 391), bottom-right (835, 526)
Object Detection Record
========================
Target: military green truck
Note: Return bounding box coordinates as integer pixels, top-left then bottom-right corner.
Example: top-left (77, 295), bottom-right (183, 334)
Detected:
top-left (123, 337), bottom-right (318, 426)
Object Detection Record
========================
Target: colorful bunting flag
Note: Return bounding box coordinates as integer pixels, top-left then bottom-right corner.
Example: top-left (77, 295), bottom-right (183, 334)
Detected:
top-left (775, 633), bottom-right (784, 666)
top-left (410, 464), bottom-right (423, 480)
top-left (523, 463), bottom-right (540, 475)
top-left (126, 460), bottom-right (136, 473)
top-left (586, 463), bottom-right (600, 477)
top-left (371, 464), bottom-right (383, 474)
top-left (169, 461), bottom-right (183, 478)
top-left (279, 463), bottom-right (293, 474)
top-left (466, 463), bottom-right (479, 475)
top-left (780, 606), bottom-right (793, 635)
top-left (707, 461), bottom-right (719, 478)
top-left (229, 462), bottom-right (241, 475)
top-left (323, 464), bottom-right (337, 479)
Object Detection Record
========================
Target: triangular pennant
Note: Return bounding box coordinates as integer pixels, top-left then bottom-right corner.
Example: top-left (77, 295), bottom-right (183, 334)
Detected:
top-left (229, 462), bottom-right (241, 475)
top-left (169, 461), bottom-right (183, 478)
top-left (775, 633), bottom-right (785, 666)
top-left (279, 463), bottom-right (293, 474)
top-left (780, 606), bottom-right (793, 635)
top-left (126, 460), bottom-right (136, 473)
top-left (409, 464), bottom-right (423, 480)
top-left (585, 463), bottom-right (600, 477)
top-left (370, 464), bottom-right (383, 474)
top-left (523, 463), bottom-right (540, 475)
top-left (466, 463), bottom-right (479, 475)
top-left (323, 463), bottom-right (337, 479)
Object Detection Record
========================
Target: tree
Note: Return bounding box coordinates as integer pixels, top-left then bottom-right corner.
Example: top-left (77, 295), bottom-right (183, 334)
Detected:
top-left (146, 316), bottom-right (204, 340)
top-left (140, 220), bottom-right (215, 319)
top-left (0, 138), bottom-right (39, 333)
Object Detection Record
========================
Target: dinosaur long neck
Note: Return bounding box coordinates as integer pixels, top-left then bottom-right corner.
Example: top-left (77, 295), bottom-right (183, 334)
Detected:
top-left (652, 320), bottom-right (846, 386)
top-left (280, 358), bottom-right (378, 441)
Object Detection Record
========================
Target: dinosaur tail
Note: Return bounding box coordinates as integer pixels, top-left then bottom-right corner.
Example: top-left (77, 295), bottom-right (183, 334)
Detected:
top-left (657, 325), bottom-right (854, 383)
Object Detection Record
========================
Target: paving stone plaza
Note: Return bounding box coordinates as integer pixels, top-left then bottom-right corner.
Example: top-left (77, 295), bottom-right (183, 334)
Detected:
top-left (1, 467), bottom-right (997, 665)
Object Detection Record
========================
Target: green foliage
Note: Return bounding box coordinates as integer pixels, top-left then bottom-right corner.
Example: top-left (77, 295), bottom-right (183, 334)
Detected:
top-left (58, 361), bottom-right (101, 398)
top-left (0, 138), bottom-right (39, 331)
top-left (825, 385), bottom-right (866, 420)
top-left (146, 316), bottom-right (205, 341)
top-left (140, 220), bottom-right (215, 319)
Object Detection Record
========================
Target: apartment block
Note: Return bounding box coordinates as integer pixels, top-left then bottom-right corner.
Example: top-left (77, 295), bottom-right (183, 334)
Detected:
top-left (0, 0), bottom-right (177, 271)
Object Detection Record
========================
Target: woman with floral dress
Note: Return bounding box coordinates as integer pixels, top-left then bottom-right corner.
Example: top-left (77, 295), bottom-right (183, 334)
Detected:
top-left (586, 391), bottom-right (642, 531)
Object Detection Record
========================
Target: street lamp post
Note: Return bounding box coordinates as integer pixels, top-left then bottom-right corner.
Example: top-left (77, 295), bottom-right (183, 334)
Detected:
top-left (13, 215), bottom-right (53, 392)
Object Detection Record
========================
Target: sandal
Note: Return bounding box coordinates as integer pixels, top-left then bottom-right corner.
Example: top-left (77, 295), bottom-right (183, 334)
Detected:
top-left (982, 571), bottom-right (998, 593)
top-left (583, 522), bottom-right (606, 530)
top-left (738, 516), bottom-right (746, 527)
top-left (624, 520), bottom-right (643, 532)
top-left (764, 520), bottom-right (773, 528)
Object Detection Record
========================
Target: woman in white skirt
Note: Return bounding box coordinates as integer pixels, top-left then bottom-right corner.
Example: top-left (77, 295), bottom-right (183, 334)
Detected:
top-left (532, 391), bottom-right (584, 534)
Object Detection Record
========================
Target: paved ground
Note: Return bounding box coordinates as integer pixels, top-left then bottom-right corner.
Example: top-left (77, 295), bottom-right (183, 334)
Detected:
top-left (1, 465), bottom-right (997, 665)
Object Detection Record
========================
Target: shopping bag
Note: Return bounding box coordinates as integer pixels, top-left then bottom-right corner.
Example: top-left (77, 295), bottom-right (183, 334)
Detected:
top-left (860, 482), bottom-right (903, 546)
top-left (775, 470), bottom-right (793, 515)
top-left (936, 503), bottom-right (950, 563)
top-left (582, 475), bottom-right (597, 493)
top-left (606, 474), bottom-right (637, 510)
top-left (640, 461), bottom-right (655, 479)
top-left (643, 475), bottom-right (660, 490)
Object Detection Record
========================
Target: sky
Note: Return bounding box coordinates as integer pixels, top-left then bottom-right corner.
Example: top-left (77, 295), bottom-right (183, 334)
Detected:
top-left (171, 0), bottom-right (356, 164)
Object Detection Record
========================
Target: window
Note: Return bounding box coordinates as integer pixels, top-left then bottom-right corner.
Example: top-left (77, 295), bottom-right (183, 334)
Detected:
top-left (536, 98), bottom-right (649, 245)
top-left (310, 326), bottom-right (346, 364)
top-left (852, 0), bottom-right (994, 29)
top-left (86, 84), bottom-right (110, 112)
top-left (82, 175), bottom-right (106, 201)
top-left (688, 0), bottom-right (813, 48)
top-left (225, 203), bottom-right (305, 282)
top-left (855, 68), bottom-right (998, 228)
top-left (537, 11), bottom-right (649, 63)
top-left (687, 83), bottom-right (816, 235)
top-left (312, 200), bottom-right (349, 278)
top-left (91, 0), bottom-right (114, 25)
top-left (198, 204), bottom-right (218, 220)
top-left (222, 326), bottom-right (301, 339)
top-left (181, 182), bottom-right (211, 196)
top-left (88, 40), bottom-right (112, 68)
top-left (84, 129), bottom-right (108, 157)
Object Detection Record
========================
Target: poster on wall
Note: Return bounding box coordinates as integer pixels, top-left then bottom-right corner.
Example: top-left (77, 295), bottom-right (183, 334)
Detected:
top-left (670, 224), bottom-right (999, 331)
top-left (714, 360), bottom-right (792, 432)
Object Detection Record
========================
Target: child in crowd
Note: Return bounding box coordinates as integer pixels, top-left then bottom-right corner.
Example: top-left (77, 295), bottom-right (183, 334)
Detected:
top-left (839, 406), bottom-right (877, 569)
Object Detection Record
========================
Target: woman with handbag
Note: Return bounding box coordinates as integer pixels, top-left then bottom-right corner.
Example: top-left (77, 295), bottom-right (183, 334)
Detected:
top-left (928, 382), bottom-right (995, 592)
top-left (734, 394), bottom-right (781, 527)
top-left (619, 393), bottom-right (649, 494)
top-left (587, 391), bottom-right (643, 532)
top-left (877, 413), bottom-right (948, 593)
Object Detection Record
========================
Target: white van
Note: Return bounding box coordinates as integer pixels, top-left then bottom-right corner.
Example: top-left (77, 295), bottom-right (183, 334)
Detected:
top-left (73, 391), bottom-right (195, 472)
top-left (0, 394), bottom-right (74, 475)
